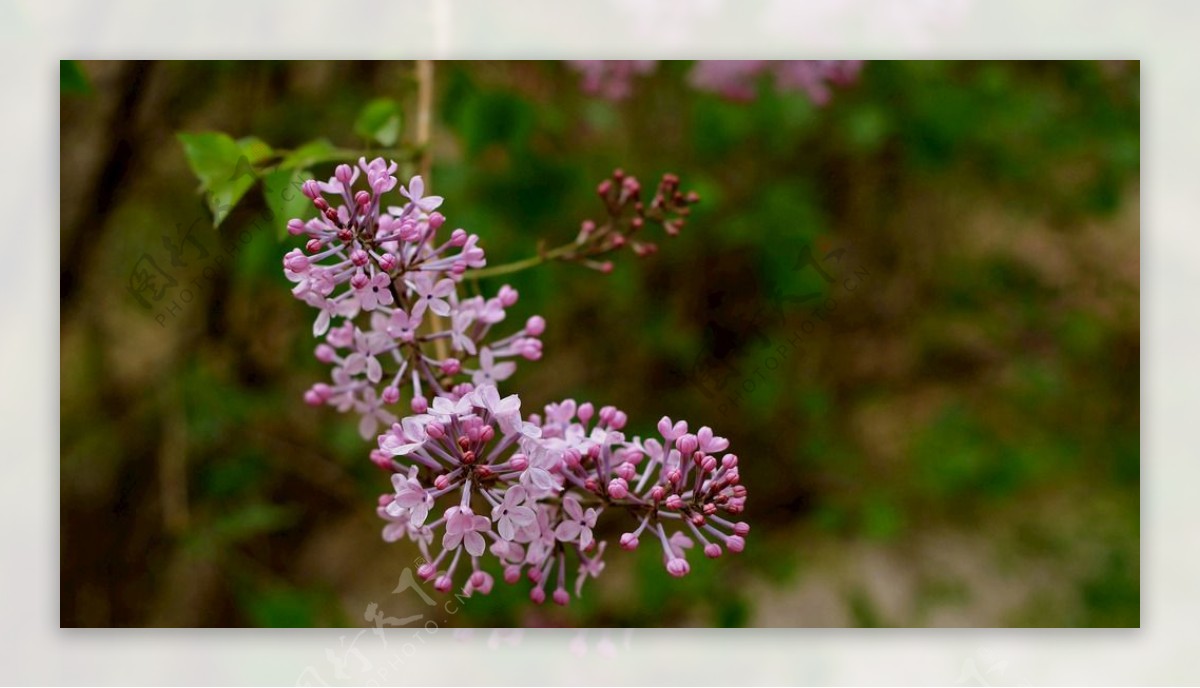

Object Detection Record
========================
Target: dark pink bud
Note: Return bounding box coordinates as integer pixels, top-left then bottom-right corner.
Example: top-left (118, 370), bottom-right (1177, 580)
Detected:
top-left (721, 453), bottom-right (738, 469)
top-left (578, 402), bottom-right (594, 423)
top-left (305, 239), bottom-right (323, 253)
top-left (498, 285), bottom-right (518, 307)
top-left (702, 456), bottom-right (718, 473)
top-left (598, 405), bottom-right (616, 426)
top-left (428, 212), bottom-right (446, 230)
top-left (440, 359), bottom-right (461, 375)
top-left (314, 344), bottom-right (335, 363)
top-left (597, 179), bottom-right (612, 197)
top-left (417, 563), bottom-right (437, 580)
top-left (615, 462), bottom-right (636, 481)
top-left (619, 533), bottom-right (639, 550)
top-left (479, 425), bottom-right (495, 443)
top-left (287, 218), bottom-right (306, 236)
top-left (552, 588), bottom-right (569, 606)
top-left (378, 253), bottom-right (398, 271)
top-left (355, 190), bottom-right (371, 207)
top-left (607, 479), bottom-right (628, 499)
top-left (434, 576), bottom-right (452, 593)
top-left (704, 543), bottom-right (722, 559)
top-left (649, 485), bottom-right (666, 502)
top-left (433, 474), bottom-right (450, 490)
top-left (530, 587), bottom-right (546, 604)
top-left (611, 411), bottom-right (627, 430)
top-left (349, 271), bottom-right (369, 290)
top-left (666, 558), bottom-right (690, 577)
top-left (450, 228), bottom-right (468, 246)
top-left (725, 535), bottom-right (745, 553)
top-left (411, 395), bottom-right (428, 414)
top-left (665, 494), bottom-right (684, 510)
top-left (324, 207), bottom-right (340, 223)
top-left (335, 164), bottom-right (353, 185)
top-left (525, 315), bottom-right (546, 336)
top-left (733, 522), bottom-right (750, 536)
top-left (283, 249), bottom-right (310, 273)
top-left (350, 248), bottom-right (369, 266)
top-left (382, 386), bottom-right (400, 404)
top-left (676, 433), bottom-right (698, 456)
top-left (370, 450), bottom-right (392, 471)
top-left (301, 180), bottom-right (320, 199)
top-left (312, 196), bottom-right (329, 211)
top-left (504, 565), bottom-right (521, 584)
top-left (509, 454), bottom-right (529, 471)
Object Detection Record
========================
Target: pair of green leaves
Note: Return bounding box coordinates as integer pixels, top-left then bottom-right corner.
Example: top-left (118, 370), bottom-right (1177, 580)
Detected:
top-left (177, 97), bottom-right (404, 231)
top-left (177, 131), bottom-right (325, 231)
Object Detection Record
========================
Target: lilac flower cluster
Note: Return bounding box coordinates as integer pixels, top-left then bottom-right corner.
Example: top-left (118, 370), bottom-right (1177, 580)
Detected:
top-left (689, 60), bottom-right (864, 105)
top-left (567, 60), bottom-right (864, 105)
top-left (284, 159), bottom-right (542, 439)
top-left (283, 159), bottom-right (748, 603)
top-left (566, 60), bottom-right (657, 100)
top-left (374, 385), bottom-right (748, 603)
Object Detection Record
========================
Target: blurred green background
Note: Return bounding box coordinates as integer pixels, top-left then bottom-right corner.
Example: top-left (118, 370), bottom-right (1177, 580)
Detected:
top-left (59, 60), bottom-right (1139, 628)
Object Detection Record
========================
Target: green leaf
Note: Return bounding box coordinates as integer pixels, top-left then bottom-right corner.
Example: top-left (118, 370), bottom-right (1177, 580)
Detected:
top-left (354, 98), bottom-right (403, 147)
top-left (60, 60), bottom-right (91, 95)
top-left (263, 168), bottom-right (314, 239)
top-left (278, 138), bottom-right (340, 170)
top-left (177, 132), bottom-right (275, 226)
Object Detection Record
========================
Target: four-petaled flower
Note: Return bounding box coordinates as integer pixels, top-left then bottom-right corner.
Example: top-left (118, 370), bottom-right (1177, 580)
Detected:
top-left (387, 467), bottom-right (433, 526)
top-left (492, 486), bottom-right (536, 541)
top-left (555, 496), bottom-right (598, 549)
top-left (409, 273), bottom-right (455, 318)
top-left (354, 271), bottom-right (395, 312)
top-left (443, 506), bottom-right (491, 557)
top-left (386, 308), bottom-right (422, 342)
top-left (472, 347), bottom-right (517, 387)
top-left (396, 175), bottom-right (444, 214)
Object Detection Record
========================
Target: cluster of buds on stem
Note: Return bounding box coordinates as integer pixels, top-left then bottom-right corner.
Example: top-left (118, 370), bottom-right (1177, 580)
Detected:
top-left (564, 169), bottom-right (699, 273)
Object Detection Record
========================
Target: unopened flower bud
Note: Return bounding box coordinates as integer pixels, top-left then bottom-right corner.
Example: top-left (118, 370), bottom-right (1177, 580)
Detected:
top-left (498, 285), bottom-right (518, 307)
top-left (525, 315), bottom-right (546, 336)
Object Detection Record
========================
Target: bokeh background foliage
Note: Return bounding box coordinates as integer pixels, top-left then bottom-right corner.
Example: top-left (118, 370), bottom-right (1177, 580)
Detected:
top-left (60, 60), bottom-right (1139, 627)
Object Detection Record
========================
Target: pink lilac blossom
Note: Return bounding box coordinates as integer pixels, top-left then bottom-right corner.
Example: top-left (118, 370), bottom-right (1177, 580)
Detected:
top-left (371, 383), bottom-right (748, 602)
top-left (285, 160), bottom-right (746, 604)
top-left (690, 60), bottom-right (864, 105)
top-left (285, 159), bottom-right (542, 439)
top-left (569, 60), bottom-right (864, 105)
top-left (566, 60), bottom-right (657, 100)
